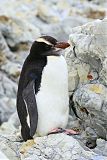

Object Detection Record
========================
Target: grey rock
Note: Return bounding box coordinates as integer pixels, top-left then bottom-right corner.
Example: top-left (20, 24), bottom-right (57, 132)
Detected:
top-left (0, 71), bottom-right (17, 124)
top-left (1, 61), bottom-right (21, 78)
top-left (0, 31), bottom-right (11, 58)
top-left (0, 97), bottom-right (16, 124)
top-left (73, 84), bottom-right (107, 140)
top-left (0, 15), bottom-right (40, 49)
top-left (0, 111), bottom-right (20, 134)
top-left (36, 0), bottom-right (60, 23)
top-left (8, 112), bottom-right (20, 129)
top-left (93, 138), bottom-right (107, 156)
top-left (65, 19), bottom-right (107, 147)
top-left (39, 16), bottom-right (89, 41)
top-left (61, 16), bottom-right (89, 36)
top-left (0, 134), bottom-right (21, 160)
top-left (0, 72), bottom-right (17, 98)
top-left (0, 150), bottom-right (9, 160)
top-left (66, 18), bottom-right (107, 86)
top-left (88, 0), bottom-right (107, 6)
top-left (0, 31), bottom-right (17, 65)
top-left (71, 2), bottom-right (106, 19)
top-left (21, 134), bottom-right (107, 160)
top-left (0, 131), bottom-right (107, 160)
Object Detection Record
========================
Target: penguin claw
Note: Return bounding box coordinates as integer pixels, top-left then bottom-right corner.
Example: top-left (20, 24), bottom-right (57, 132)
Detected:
top-left (48, 128), bottom-right (65, 135)
top-left (48, 128), bottom-right (80, 136)
top-left (64, 129), bottom-right (80, 135)
top-left (19, 139), bottom-right (35, 154)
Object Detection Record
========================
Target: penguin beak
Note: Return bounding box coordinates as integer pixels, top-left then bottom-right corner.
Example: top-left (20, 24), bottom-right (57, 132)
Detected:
top-left (55, 42), bottom-right (70, 49)
top-left (41, 41), bottom-right (70, 57)
top-left (50, 41), bottom-right (70, 56)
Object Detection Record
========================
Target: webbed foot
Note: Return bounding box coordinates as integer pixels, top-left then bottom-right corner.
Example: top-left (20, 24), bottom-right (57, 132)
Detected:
top-left (48, 127), bottom-right (80, 136)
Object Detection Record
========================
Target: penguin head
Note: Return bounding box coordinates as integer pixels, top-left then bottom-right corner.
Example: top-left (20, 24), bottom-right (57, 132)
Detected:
top-left (30, 36), bottom-right (70, 57)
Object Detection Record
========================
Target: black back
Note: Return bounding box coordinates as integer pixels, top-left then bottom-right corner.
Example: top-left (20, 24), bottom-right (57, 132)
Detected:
top-left (17, 48), bottom-right (47, 141)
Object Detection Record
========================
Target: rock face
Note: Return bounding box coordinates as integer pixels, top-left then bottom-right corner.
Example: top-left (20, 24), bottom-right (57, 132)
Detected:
top-left (0, 150), bottom-right (9, 160)
top-left (0, 15), bottom-right (40, 49)
top-left (0, 133), bottom-right (107, 160)
top-left (0, 0), bottom-right (107, 160)
top-left (20, 134), bottom-right (107, 160)
top-left (65, 18), bottom-right (107, 149)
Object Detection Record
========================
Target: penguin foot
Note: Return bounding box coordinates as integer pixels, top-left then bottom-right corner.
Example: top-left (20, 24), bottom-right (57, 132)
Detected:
top-left (48, 128), bottom-right (65, 135)
top-left (48, 128), bottom-right (80, 136)
top-left (64, 129), bottom-right (80, 135)
top-left (19, 139), bottom-right (35, 154)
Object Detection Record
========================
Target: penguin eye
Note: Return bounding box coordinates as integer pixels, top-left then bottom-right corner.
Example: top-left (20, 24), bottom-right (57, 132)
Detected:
top-left (45, 45), bottom-right (52, 50)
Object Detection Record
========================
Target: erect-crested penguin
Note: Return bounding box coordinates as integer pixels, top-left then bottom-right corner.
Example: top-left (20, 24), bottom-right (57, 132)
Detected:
top-left (17, 35), bottom-right (78, 142)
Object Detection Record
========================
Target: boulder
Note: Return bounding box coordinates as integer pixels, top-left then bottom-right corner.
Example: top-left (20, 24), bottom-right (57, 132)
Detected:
top-left (0, 133), bottom-right (107, 160)
top-left (0, 15), bottom-right (40, 49)
top-left (65, 18), bottom-right (107, 148)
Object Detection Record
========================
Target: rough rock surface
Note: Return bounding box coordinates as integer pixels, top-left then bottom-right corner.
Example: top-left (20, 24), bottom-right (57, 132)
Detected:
top-left (20, 134), bottom-right (107, 160)
top-left (0, 15), bottom-right (40, 49)
top-left (0, 0), bottom-right (107, 160)
top-left (0, 132), bottom-right (107, 160)
top-left (65, 18), bottom-right (107, 151)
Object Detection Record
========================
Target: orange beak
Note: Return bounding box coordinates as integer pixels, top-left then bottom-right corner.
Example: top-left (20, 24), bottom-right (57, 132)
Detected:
top-left (55, 42), bottom-right (70, 49)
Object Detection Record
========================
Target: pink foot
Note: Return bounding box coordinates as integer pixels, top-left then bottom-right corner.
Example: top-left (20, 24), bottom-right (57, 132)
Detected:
top-left (64, 129), bottom-right (80, 135)
top-left (48, 128), bottom-right (65, 135)
top-left (48, 128), bottom-right (80, 136)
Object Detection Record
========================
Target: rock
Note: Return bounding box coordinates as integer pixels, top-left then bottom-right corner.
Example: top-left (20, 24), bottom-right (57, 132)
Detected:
top-left (68, 1), bottom-right (106, 19)
top-left (0, 150), bottom-right (9, 160)
top-left (73, 84), bottom-right (107, 113)
top-left (61, 16), bottom-right (89, 36)
top-left (0, 31), bottom-right (14, 62)
top-left (8, 112), bottom-right (20, 129)
top-left (0, 0), bottom-right (37, 24)
top-left (65, 48), bottom-right (79, 92)
top-left (40, 16), bottom-right (89, 41)
top-left (86, 6), bottom-right (106, 19)
top-left (0, 111), bottom-right (20, 134)
top-left (36, 0), bottom-right (106, 23)
top-left (0, 121), bottom-right (17, 134)
top-left (1, 133), bottom-right (107, 160)
top-left (93, 138), bottom-right (107, 156)
top-left (100, 58), bottom-right (107, 86)
top-left (0, 71), bottom-right (17, 124)
top-left (68, 18), bottom-right (107, 85)
top-left (88, 0), bottom-right (107, 6)
top-left (1, 61), bottom-right (21, 78)
top-left (0, 72), bottom-right (17, 98)
top-left (65, 47), bottom-right (90, 92)
top-left (0, 15), bottom-right (40, 49)
top-left (0, 97), bottom-right (16, 124)
top-left (0, 134), bottom-right (21, 160)
top-left (65, 18), bottom-right (107, 148)
top-left (73, 84), bottom-right (107, 140)
top-left (37, 0), bottom-right (60, 23)
top-left (19, 134), bottom-right (107, 160)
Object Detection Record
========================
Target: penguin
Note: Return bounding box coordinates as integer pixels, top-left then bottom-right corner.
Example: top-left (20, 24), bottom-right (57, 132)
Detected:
top-left (17, 36), bottom-right (77, 142)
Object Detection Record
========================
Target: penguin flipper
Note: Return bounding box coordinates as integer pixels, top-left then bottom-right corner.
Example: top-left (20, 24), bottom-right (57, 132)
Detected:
top-left (17, 93), bottom-right (32, 141)
top-left (22, 80), bottom-right (38, 137)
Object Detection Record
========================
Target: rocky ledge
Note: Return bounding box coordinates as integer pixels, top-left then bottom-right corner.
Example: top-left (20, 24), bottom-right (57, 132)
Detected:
top-left (0, 133), bottom-right (107, 160)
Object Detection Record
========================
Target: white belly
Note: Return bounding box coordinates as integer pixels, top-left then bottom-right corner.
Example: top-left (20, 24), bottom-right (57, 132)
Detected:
top-left (36, 55), bottom-right (69, 136)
